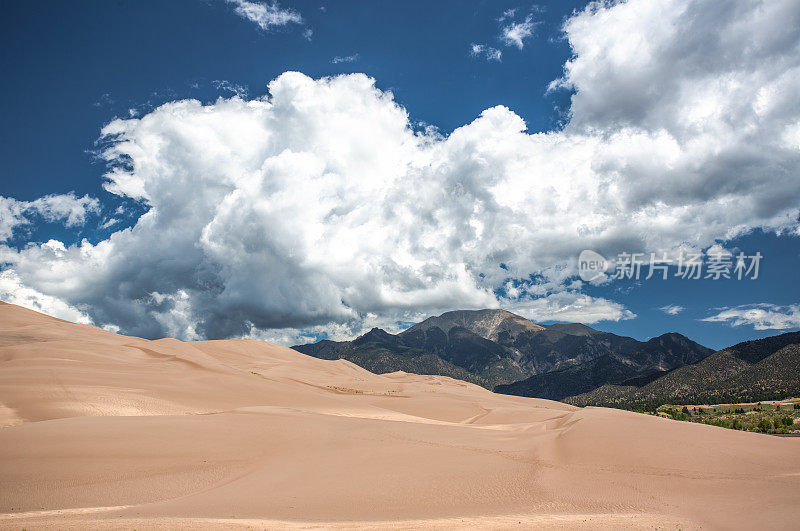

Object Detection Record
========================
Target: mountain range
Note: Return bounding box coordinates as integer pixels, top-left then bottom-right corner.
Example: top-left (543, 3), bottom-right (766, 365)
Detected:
top-left (292, 309), bottom-right (715, 399)
top-left (567, 331), bottom-right (800, 409)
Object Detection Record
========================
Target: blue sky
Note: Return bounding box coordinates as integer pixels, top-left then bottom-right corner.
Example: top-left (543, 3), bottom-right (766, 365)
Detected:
top-left (2, 0), bottom-right (581, 201)
top-left (1, 0), bottom-right (799, 350)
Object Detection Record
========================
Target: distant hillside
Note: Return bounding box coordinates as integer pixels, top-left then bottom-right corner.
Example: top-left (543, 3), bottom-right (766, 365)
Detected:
top-left (293, 309), bottom-right (712, 392)
top-left (493, 332), bottom-right (713, 400)
top-left (567, 331), bottom-right (800, 408)
top-left (291, 328), bottom-right (492, 387)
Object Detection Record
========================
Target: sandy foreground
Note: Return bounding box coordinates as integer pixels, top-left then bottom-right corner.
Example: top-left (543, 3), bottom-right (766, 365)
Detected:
top-left (0, 302), bottom-right (798, 530)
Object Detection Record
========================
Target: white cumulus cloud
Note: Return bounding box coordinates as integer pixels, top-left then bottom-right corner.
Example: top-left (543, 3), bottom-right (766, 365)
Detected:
top-left (0, 193), bottom-right (99, 241)
top-left (702, 304), bottom-right (800, 330)
top-left (501, 14), bottom-right (536, 49)
top-left (660, 304), bottom-right (685, 315)
top-left (506, 291), bottom-right (636, 324)
top-left (0, 269), bottom-right (92, 324)
top-left (213, 80), bottom-right (249, 98)
top-left (470, 43), bottom-right (502, 62)
top-left (227, 0), bottom-right (303, 31)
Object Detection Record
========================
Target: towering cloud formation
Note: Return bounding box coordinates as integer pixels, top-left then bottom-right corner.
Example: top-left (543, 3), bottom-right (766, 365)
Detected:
top-left (2, 0), bottom-right (799, 342)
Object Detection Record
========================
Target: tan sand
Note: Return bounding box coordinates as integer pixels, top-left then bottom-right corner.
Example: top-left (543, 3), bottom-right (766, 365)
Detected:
top-left (0, 301), bottom-right (798, 529)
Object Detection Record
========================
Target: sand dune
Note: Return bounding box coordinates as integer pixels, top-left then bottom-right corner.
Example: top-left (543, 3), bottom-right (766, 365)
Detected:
top-left (0, 302), bottom-right (798, 529)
